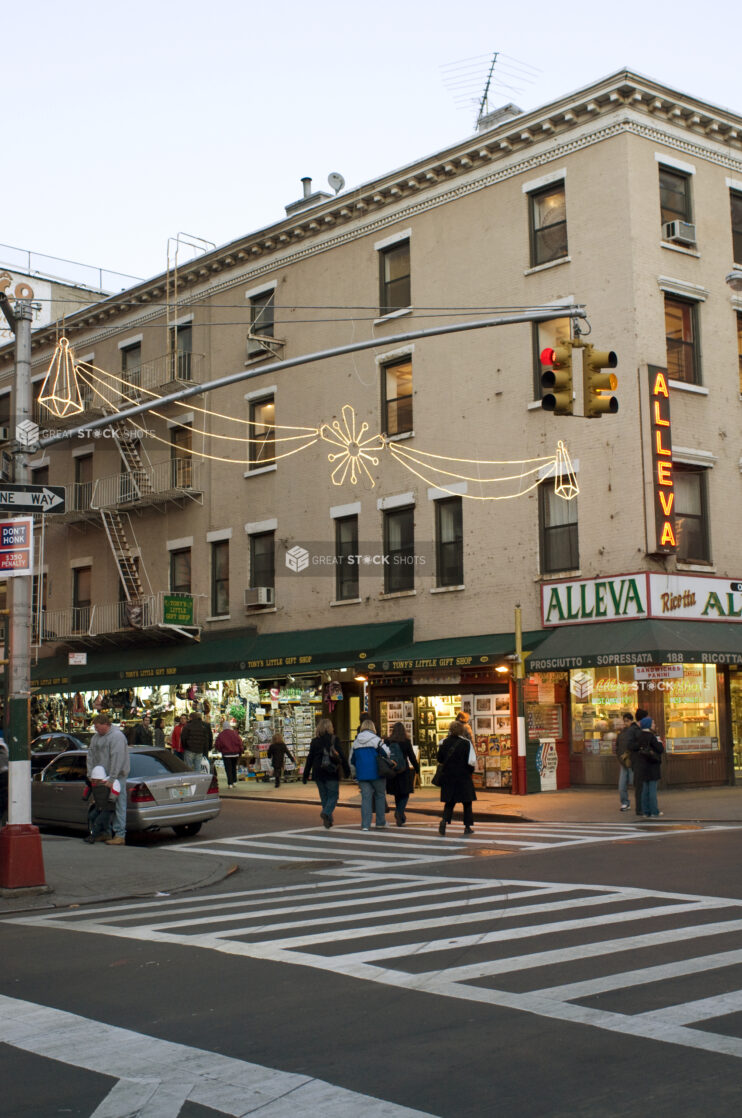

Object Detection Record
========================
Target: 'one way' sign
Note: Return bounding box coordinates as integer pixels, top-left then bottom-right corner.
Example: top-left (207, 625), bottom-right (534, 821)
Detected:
top-left (0, 483), bottom-right (66, 514)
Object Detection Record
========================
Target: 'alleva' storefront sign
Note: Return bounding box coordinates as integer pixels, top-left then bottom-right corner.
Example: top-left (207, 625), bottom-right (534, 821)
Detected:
top-left (542, 572), bottom-right (742, 626)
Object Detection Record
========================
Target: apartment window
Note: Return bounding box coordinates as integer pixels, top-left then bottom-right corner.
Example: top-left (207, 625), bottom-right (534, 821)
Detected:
top-left (169, 323), bottom-right (192, 379)
top-left (665, 296), bottom-right (700, 385)
top-left (0, 392), bottom-right (10, 442)
top-left (72, 566), bottom-right (92, 632)
top-left (210, 540), bottom-right (229, 616)
top-left (74, 453), bottom-right (93, 511)
top-left (170, 548), bottom-right (192, 594)
top-left (379, 240), bottom-right (411, 315)
top-left (529, 183), bottom-right (567, 267)
top-left (731, 192), bottom-right (742, 265)
top-left (121, 342), bottom-right (142, 389)
top-left (436, 497), bottom-right (463, 587)
top-left (659, 166), bottom-right (692, 226)
top-left (335, 515), bottom-right (359, 601)
top-left (539, 479), bottom-right (578, 574)
top-left (382, 358), bottom-right (412, 436)
top-left (170, 423), bottom-right (192, 487)
top-left (250, 531), bottom-right (275, 589)
top-left (248, 396), bottom-right (275, 469)
top-left (383, 506), bottom-right (414, 593)
top-left (31, 464), bottom-right (49, 487)
top-left (247, 290), bottom-right (275, 356)
top-left (532, 317), bottom-right (571, 399)
top-left (674, 465), bottom-right (710, 563)
top-left (737, 313), bottom-right (742, 395)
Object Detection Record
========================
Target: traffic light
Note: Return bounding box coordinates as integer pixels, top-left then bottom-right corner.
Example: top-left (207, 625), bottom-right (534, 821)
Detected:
top-left (540, 341), bottom-right (574, 415)
top-left (583, 343), bottom-right (618, 418)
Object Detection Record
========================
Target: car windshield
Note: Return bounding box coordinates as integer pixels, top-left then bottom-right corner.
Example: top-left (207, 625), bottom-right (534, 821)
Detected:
top-left (31, 736), bottom-right (74, 754)
top-left (128, 750), bottom-right (191, 778)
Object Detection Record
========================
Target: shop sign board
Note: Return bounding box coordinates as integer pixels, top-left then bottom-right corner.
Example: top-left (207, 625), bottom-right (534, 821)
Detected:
top-left (542, 572), bottom-right (742, 627)
top-left (634, 664), bottom-right (683, 680)
top-left (68, 652), bottom-right (87, 666)
top-left (0, 516), bottom-right (33, 577)
top-left (648, 366), bottom-right (676, 553)
top-left (162, 594), bottom-right (195, 626)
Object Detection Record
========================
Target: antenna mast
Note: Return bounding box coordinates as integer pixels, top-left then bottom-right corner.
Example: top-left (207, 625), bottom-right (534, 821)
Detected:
top-left (477, 51), bottom-right (499, 125)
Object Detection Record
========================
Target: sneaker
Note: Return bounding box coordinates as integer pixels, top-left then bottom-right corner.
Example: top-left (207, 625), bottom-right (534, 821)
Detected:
top-left (438, 819), bottom-right (446, 836)
top-left (361, 827), bottom-right (371, 832)
top-left (105, 836), bottom-right (125, 845)
top-left (84, 835), bottom-right (95, 844)
top-left (375, 823), bottom-right (387, 829)
top-left (620, 804), bottom-right (630, 811)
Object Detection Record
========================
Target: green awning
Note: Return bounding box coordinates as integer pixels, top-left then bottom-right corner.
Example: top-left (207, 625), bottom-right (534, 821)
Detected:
top-left (366, 630), bottom-right (547, 672)
top-left (528, 618), bottom-right (742, 671)
top-left (32, 619), bottom-right (413, 693)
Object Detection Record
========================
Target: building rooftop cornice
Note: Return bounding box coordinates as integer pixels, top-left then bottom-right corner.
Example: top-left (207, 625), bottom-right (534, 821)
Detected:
top-left (3, 68), bottom-right (741, 367)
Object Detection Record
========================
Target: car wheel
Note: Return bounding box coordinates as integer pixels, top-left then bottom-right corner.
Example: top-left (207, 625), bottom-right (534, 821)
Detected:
top-left (172, 822), bottom-right (202, 838)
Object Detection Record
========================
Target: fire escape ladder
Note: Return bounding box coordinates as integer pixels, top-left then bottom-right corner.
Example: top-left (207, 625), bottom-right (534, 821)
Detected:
top-left (100, 509), bottom-right (151, 602)
top-left (112, 419), bottom-right (154, 500)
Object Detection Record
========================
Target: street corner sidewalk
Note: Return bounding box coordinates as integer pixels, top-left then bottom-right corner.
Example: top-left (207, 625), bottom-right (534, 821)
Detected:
top-left (0, 833), bottom-right (238, 916)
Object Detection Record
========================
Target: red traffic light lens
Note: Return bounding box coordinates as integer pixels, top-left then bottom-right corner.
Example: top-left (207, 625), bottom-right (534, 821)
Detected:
top-left (540, 347), bottom-right (555, 366)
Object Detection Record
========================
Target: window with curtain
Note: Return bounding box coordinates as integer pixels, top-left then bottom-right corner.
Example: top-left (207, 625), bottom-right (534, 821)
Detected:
top-left (539, 479), bottom-right (578, 574)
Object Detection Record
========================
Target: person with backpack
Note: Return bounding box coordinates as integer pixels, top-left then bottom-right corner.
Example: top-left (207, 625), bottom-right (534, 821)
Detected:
top-left (384, 721), bottom-right (420, 826)
top-left (350, 719), bottom-right (390, 831)
top-left (302, 718), bottom-right (350, 827)
top-left (267, 731), bottom-right (296, 788)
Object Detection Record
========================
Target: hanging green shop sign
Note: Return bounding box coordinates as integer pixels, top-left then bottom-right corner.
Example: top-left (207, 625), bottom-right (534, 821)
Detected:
top-left (162, 594), bottom-right (195, 626)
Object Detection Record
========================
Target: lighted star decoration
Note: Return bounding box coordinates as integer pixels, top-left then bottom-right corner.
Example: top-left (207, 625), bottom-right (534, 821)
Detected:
top-left (38, 337), bottom-right (83, 419)
top-left (36, 352), bottom-right (578, 502)
top-left (319, 404), bottom-right (386, 487)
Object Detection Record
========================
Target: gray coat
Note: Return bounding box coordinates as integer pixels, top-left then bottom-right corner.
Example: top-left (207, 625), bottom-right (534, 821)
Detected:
top-left (87, 726), bottom-right (130, 784)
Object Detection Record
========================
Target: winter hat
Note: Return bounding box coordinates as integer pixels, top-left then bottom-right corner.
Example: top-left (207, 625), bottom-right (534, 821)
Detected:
top-left (639, 716), bottom-right (653, 729)
top-left (91, 765), bottom-right (107, 780)
top-left (111, 779), bottom-right (121, 796)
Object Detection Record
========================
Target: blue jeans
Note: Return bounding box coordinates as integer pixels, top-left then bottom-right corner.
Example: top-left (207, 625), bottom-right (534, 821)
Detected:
top-left (641, 780), bottom-right (660, 816)
top-left (317, 779), bottom-right (340, 819)
top-left (618, 765), bottom-right (634, 807)
top-left (112, 785), bottom-right (127, 838)
top-left (360, 778), bottom-right (386, 828)
top-left (184, 750), bottom-right (203, 773)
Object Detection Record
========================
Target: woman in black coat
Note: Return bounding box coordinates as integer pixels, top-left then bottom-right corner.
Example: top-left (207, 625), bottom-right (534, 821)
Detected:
top-left (629, 715), bottom-right (665, 818)
top-left (384, 721), bottom-right (420, 826)
top-left (437, 720), bottom-right (477, 836)
top-left (302, 717), bottom-right (350, 828)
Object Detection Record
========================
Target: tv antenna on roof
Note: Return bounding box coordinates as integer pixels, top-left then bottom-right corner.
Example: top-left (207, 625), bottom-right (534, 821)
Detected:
top-left (441, 51), bottom-right (541, 128)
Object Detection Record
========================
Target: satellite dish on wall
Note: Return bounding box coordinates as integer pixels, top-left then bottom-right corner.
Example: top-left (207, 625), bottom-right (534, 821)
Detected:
top-left (328, 172), bottom-right (345, 194)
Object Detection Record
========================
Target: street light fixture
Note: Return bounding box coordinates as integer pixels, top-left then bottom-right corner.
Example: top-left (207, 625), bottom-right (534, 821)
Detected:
top-left (725, 269), bottom-right (742, 293)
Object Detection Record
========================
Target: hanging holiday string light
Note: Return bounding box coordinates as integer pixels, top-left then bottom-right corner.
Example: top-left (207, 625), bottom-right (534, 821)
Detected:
top-left (38, 353), bottom-right (578, 500)
top-left (38, 337), bottom-right (83, 419)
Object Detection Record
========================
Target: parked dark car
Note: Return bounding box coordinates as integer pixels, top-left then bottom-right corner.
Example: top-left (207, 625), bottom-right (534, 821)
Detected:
top-left (32, 748), bottom-right (220, 838)
top-left (30, 732), bottom-right (88, 775)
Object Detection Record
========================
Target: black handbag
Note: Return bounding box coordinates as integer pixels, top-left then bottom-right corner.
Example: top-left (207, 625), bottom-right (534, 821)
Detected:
top-left (376, 746), bottom-right (396, 778)
top-left (431, 764), bottom-right (444, 787)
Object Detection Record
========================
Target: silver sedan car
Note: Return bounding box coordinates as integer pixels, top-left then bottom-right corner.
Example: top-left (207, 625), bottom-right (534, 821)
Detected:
top-left (32, 748), bottom-right (220, 838)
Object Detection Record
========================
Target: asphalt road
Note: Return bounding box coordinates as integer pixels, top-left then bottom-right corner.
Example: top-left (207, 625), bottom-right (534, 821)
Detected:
top-left (2, 799), bottom-right (742, 1117)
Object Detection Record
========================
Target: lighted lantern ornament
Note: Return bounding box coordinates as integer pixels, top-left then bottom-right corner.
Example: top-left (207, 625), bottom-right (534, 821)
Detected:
top-left (37, 350), bottom-right (579, 504)
top-left (38, 337), bottom-right (83, 419)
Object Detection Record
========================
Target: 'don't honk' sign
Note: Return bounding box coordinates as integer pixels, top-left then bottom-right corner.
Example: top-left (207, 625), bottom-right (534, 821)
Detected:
top-left (0, 517), bottom-right (33, 578)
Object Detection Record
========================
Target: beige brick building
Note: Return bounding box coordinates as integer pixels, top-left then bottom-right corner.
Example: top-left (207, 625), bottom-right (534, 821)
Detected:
top-left (3, 68), bottom-right (742, 793)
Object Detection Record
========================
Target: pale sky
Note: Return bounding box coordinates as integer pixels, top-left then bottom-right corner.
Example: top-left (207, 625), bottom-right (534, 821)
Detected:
top-left (2, 0), bottom-right (738, 289)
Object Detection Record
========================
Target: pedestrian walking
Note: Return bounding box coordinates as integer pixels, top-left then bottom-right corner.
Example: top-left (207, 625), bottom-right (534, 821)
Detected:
top-left (132, 712), bottom-right (154, 745)
top-left (350, 719), bottom-right (389, 831)
top-left (215, 721), bottom-right (244, 787)
top-left (153, 717), bottom-right (166, 750)
top-left (84, 766), bottom-right (118, 843)
top-left (180, 710), bottom-right (213, 773)
top-left (437, 720), bottom-right (477, 836)
top-left (267, 732), bottom-right (296, 788)
top-left (302, 717), bottom-right (350, 827)
top-left (170, 713), bottom-right (188, 756)
top-left (86, 712), bottom-right (130, 846)
top-left (615, 712), bottom-right (639, 811)
top-left (630, 715), bottom-right (665, 818)
top-left (384, 721), bottom-right (420, 826)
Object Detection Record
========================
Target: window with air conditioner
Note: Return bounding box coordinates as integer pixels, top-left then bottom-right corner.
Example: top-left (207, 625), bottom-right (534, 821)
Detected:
top-left (248, 531), bottom-right (275, 606)
top-left (659, 166), bottom-right (695, 244)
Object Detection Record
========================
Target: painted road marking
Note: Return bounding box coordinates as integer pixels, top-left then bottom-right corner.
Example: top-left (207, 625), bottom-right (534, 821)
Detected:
top-left (165, 819), bottom-right (727, 870)
top-left (11, 873), bottom-right (742, 1061)
top-left (0, 994), bottom-right (438, 1117)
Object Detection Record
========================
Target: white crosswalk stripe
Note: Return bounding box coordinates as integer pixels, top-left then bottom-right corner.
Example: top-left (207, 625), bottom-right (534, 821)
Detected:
top-left (156, 819), bottom-right (730, 870)
top-left (9, 870), bottom-right (742, 1061)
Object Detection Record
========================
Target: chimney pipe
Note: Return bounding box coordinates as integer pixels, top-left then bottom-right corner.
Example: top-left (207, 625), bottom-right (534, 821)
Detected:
top-left (301, 177), bottom-right (312, 198)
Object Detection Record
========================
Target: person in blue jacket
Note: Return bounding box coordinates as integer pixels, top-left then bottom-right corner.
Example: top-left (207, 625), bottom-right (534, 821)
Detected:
top-left (350, 719), bottom-right (390, 831)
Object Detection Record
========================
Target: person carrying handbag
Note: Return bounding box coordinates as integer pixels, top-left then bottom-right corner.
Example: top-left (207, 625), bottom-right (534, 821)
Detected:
top-left (437, 720), bottom-right (477, 836)
top-left (629, 714), bottom-right (665, 818)
top-left (302, 717), bottom-right (350, 827)
top-left (384, 721), bottom-right (420, 826)
top-left (350, 719), bottom-right (390, 831)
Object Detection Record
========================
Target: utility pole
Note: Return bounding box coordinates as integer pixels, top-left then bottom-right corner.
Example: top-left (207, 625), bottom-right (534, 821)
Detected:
top-left (513, 602), bottom-right (527, 796)
top-left (0, 294), bottom-right (46, 889)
